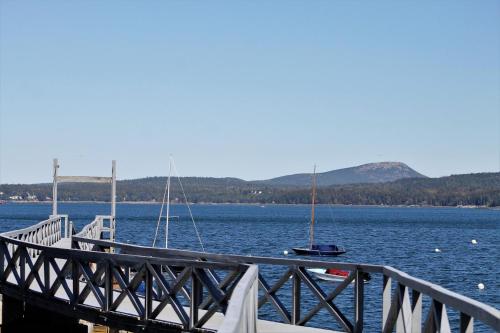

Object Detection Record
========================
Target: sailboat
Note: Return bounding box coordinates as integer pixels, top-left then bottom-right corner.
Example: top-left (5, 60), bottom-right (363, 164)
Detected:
top-left (307, 268), bottom-right (371, 283)
top-left (292, 165), bottom-right (346, 256)
top-left (152, 156), bottom-right (205, 251)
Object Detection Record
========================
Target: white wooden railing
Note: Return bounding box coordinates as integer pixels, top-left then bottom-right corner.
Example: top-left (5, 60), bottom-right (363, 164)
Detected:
top-left (218, 265), bottom-right (258, 333)
top-left (72, 215), bottom-right (115, 250)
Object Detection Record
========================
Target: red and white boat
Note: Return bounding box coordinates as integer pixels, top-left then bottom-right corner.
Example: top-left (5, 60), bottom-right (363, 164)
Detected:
top-left (307, 268), bottom-right (371, 283)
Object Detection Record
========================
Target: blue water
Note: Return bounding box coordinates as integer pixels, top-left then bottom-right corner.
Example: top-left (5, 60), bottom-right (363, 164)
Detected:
top-left (0, 203), bottom-right (498, 332)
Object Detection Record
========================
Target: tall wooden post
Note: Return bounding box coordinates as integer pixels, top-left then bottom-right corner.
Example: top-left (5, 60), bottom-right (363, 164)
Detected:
top-left (52, 158), bottom-right (59, 216)
top-left (111, 160), bottom-right (116, 217)
top-left (111, 160), bottom-right (116, 243)
top-left (354, 269), bottom-right (365, 332)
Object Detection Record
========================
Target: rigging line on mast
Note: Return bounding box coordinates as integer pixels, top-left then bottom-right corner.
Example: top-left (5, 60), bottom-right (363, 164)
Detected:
top-left (171, 158), bottom-right (206, 252)
top-left (152, 164), bottom-right (170, 247)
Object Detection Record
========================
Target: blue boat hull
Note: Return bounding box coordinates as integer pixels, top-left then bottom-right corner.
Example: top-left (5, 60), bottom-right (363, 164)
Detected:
top-left (292, 244), bottom-right (346, 256)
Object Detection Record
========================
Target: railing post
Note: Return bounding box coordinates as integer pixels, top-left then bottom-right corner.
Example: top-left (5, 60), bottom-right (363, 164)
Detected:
top-left (354, 268), bottom-right (364, 333)
top-left (424, 300), bottom-right (451, 333)
top-left (43, 255), bottom-right (50, 294)
top-left (412, 290), bottom-right (422, 333)
top-left (155, 270), bottom-right (163, 300)
top-left (0, 240), bottom-right (3, 282)
top-left (0, 241), bottom-right (5, 282)
top-left (72, 258), bottom-right (80, 305)
top-left (64, 216), bottom-right (68, 238)
top-left (383, 274), bottom-right (392, 332)
top-left (69, 221), bottom-right (75, 248)
top-left (292, 266), bottom-right (301, 325)
top-left (104, 260), bottom-right (113, 312)
top-left (19, 245), bottom-right (26, 287)
top-left (98, 217), bottom-right (103, 240)
top-left (190, 268), bottom-right (201, 330)
top-left (145, 263), bottom-right (153, 321)
top-left (396, 283), bottom-right (411, 333)
top-left (460, 313), bottom-right (473, 333)
top-left (56, 217), bottom-right (61, 243)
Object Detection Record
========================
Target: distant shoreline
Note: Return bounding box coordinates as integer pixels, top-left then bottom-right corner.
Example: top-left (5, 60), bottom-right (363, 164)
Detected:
top-left (2, 172), bottom-right (498, 208)
top-left (2, 200), bottom-right (498, 209)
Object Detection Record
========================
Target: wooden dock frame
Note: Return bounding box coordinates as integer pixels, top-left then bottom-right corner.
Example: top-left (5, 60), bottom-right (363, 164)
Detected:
top-left (51, 158), bottom-right (116, 242)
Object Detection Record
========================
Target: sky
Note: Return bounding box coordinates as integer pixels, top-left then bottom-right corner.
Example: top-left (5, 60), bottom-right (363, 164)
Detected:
top-left (1, 1), bottom-right (499, 184)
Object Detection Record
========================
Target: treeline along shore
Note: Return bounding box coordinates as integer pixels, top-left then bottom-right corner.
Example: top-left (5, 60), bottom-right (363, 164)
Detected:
top-left (1, 172), bottom-right (500, 207)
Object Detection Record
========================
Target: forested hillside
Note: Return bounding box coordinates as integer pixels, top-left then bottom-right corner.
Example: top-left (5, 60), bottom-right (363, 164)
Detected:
top-left (1, 173), bottom-right (499, 207)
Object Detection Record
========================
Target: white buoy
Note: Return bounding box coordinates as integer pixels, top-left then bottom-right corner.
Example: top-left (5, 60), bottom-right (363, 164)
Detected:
top-left (471, 239), bottom-right (478, 245)
top-left (434, 248), bottom-right (441, 253)
top-left (478, 283), bottom-right (485, 290)
top-left (283, 250), bottom-right (289, 255)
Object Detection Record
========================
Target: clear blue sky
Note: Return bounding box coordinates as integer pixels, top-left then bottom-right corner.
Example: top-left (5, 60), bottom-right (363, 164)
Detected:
top-left (1, 1), bottom-right (499, 183)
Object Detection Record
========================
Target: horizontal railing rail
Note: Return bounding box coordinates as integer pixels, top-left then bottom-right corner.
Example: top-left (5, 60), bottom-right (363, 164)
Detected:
top-left (72, 237), bottom-right (383, 272)
top-left (1, 216), bottom-right (62, 257)
top-left (74, 237), bottom-right (500, 333)
top-left (1, 216), bottom-right (61, 242)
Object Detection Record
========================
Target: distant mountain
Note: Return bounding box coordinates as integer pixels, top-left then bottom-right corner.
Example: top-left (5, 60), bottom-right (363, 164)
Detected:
top-left (261, 162), bottom-right (427, 186)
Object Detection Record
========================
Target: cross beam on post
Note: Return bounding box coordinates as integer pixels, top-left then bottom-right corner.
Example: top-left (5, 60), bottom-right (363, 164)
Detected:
top-left (51, 159), bottom-right (117, 239)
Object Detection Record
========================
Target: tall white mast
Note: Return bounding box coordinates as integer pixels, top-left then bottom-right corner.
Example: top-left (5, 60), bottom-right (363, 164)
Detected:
top-left (165, 156), bottom-right (172, 248)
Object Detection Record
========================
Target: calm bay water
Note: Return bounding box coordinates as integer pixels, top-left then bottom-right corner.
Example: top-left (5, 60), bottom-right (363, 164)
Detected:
top-left (0, 203), bottom-right (498, 331)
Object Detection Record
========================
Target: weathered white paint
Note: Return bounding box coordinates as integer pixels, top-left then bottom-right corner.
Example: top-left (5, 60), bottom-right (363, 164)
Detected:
top-left (218, 265), bottom-right (258, 333)
top-left (52, 158), bottom-right (58, 216)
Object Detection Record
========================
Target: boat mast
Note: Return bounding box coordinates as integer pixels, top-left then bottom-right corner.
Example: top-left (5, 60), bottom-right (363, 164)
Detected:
top-left (165, 157), bottom-right (172, 249)
top-left (309, 165), bottom-right (317, 249)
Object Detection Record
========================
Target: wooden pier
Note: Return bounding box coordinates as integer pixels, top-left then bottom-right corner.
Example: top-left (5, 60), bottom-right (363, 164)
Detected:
top-left (0, 160), bottom-right (498, 333)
